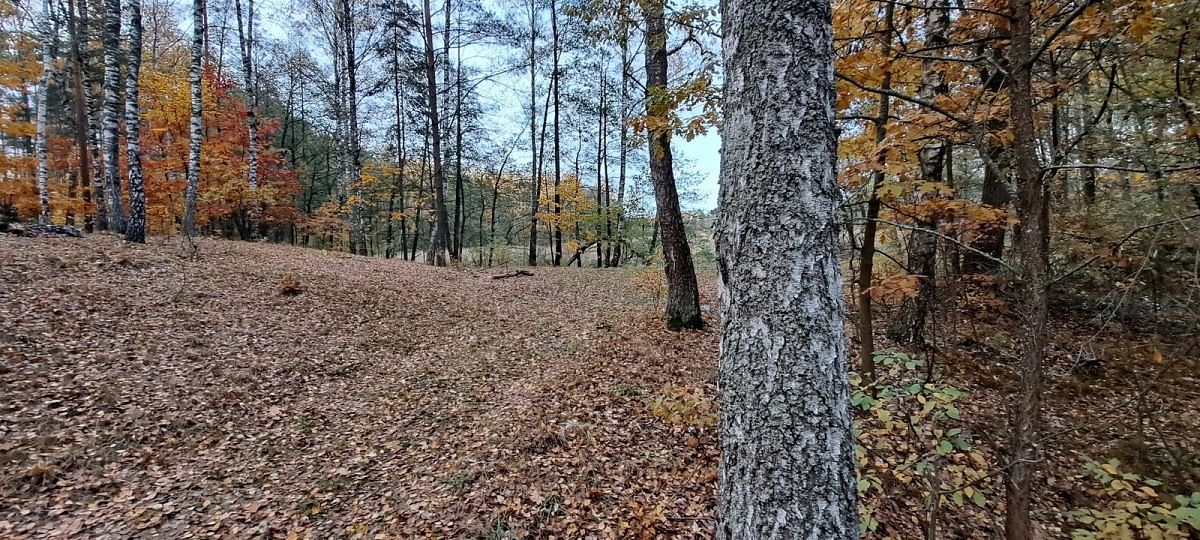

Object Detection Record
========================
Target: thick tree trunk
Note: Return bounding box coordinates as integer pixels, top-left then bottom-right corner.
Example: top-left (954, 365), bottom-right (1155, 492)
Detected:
top-left (1003, 0), bottom-right (1050, 537)
top-left (101, 0), bottom-right (125, 233)
top-left (642, 0), bottom-right (702, 330)
top-left (422, 0), bottom-right (450, 265)
top-left (36, 2), bottom-right (53, 225)
top-left (183, 0), bottom-right (204, 235)
top-left (124, 0), bottom-right (146, 242)
top-left (715, 0), bottom-right (857, 535)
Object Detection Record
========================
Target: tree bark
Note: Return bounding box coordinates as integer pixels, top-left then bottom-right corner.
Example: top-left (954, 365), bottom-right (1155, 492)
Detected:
top-left (857, 0), bottom-right (894, 383)
top-left (551, 0), bottom-right (562, 266)
top-left (642, 0), bottom-right (702, 330)
top-left (422, 0), bottom-right (450, 265)
top-left (715, 0), bottom-right (857, 534)
top-left (234, 0), bottom-right (257, 190)
top-left (67, 0), bottom-right (93, 230)
top-left (887, 0), bottom-right (948, 347)
top-left (35, 0), bottom-right (53, 225)
top-left (1003, 0), bottom-right (1050, 536)
top-left (124, 0), bottom-right (146, 242)
top-left (183, 0), bottom-right (204, 236)
top-left (525, 0), bottom-right (539, 266)
top-left (101, 0), bottom-right (125, 233)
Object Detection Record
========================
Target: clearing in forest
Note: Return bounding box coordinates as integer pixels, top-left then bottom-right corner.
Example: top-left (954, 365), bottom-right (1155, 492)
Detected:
top-left (2, 235), bottom-right (1198, 538)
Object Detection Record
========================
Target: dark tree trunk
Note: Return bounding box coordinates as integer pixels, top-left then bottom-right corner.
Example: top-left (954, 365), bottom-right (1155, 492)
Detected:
top-left (642, 0), bottom-right (702, 330)
top-left (857, 0), bottom-right (894, 383)
top-left (550, 0), bottom-right (562, 266)
top-left (422, 0), bottom-right (450, 266)
top-left (1003, 0), bottom-right (1050, 537)
top-left (525, 0), bottom-right (539, 266)
top-left (715, 0), bottom-right (857, 534)
top-left (68, 0), bottom-right (94, 231)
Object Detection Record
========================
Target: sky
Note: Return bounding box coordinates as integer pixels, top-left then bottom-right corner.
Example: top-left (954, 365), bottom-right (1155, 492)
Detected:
top-left (235, 0), bottom-right (724, 212)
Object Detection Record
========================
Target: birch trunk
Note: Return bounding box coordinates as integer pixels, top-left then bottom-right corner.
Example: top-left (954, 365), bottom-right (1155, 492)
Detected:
top-left (715, 0), bottom-right (857, 535)
top-left (183, 0), bottom-right (204, 235)
top-left (36, 0), bottom-right (53, 224)
top-left (234, 0), bottom-right (257, 190)
top-left (101, 0), bottom-right (125, 233)
top-left (124, 0), bottom-right (146, 242)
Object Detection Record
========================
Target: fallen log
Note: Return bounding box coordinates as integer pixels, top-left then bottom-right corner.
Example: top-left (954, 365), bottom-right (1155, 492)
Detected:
top-left (491, 270), bottom-right (534, 279)
top-left (1, 223), bottom-right (84, 237)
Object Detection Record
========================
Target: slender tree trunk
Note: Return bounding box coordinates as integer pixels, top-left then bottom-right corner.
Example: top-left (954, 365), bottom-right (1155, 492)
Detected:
top-left (611, 35), bottom-right (630, 266)
top-left (101, 0), bottom-right (125, 233)
top-left (857, 0), bottom-right (894, 383)
top-left (596, 68), bottom-right (606, 269)
top-left (68, 0), bottom-right (94, 230)
top-left (35, 1), bottom-right (53, 225)
top-left (643, 0), bottom-right (702, 330)
top-left (526, 0), bottom-right (539, 266)
top-left (550, 0), bottom-right (562, 266)
top-left (234, 0), bottom-right (257, 190)
top-left (716, 0), bottom-right (857, 534)
top-left (422, 0), bottom-right (450, 265)
top-left (392, 40), bottom-right (409, 261)
top-left (82, 0), bottom-right (107, 231)
top-left (1003, 0), bottom-right (1050, 536)
top-left (183, 0), bottom-right (204, 235)
top-left (124, 0), bottom-right (146, 242)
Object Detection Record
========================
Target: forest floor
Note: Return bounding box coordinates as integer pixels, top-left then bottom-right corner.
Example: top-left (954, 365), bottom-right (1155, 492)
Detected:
top-left (1, 234), bottom-right (1197, 539)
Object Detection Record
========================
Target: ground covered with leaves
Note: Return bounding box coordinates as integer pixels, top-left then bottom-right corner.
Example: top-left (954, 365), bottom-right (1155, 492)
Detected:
top-left (2, 235), bottom-right (1197, 539)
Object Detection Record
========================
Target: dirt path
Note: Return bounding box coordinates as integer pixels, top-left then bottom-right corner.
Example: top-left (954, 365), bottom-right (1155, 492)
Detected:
top-left (1, 235), bottom-right (719, 538)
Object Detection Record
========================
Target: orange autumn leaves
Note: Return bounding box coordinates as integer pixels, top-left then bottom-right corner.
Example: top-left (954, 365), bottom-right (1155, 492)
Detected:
top-left (1, 51), bottom-right (298, 232)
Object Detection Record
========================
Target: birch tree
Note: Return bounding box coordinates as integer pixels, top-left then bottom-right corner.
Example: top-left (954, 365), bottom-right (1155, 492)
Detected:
top-left (124, 0), bottom-right (146, 242)
top-left (234, 0), bottom-right (257, 190)
top-left (35, 0), bottom-right (53, 224)
top-left (715, 0), bottom-right (857, 535)
top-left (182, 0), bottom-right (204, 236)
top-left (101, 0), bottom-right (125, 233)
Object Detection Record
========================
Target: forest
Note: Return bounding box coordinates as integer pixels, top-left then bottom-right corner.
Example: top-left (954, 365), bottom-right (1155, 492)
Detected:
top-left (1, 0), bottom-right (1199, 537)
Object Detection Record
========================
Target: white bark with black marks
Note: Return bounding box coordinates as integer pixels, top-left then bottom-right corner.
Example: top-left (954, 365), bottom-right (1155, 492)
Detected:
top-left (234, 0), bottom-right (257, 190)
top-left (715, 0), bottom-right (858, 536)
top-left (101, 0), bottom-right (125, 233)
top-left (183, 0), bottom-right (204, 235)
top-left (36, 0), bottom-right (53, 225)
top-left (124, 0), bottom-right (145, 242)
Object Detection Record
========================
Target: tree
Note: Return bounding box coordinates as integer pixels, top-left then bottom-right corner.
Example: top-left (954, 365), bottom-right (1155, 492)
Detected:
top-left (1003, 0), bottom-right (1050, 536)
top-left (100, 0), bottom-right (125, 233)
top-left (182, 0), bottom-right (203, 236)
top-left (34, 0), bottom-right (52, 224)
top-left (714, 0), bottom-right (857, 536)
top-left (641, 0), bottom-right (701, 330)
top-left (421, 0), bottom-right (450, 265)
top-left (234, 0), bottom-right (257, 190)
top-left (66, 0), bottom-right (94, 230)
top-left (124, 0), bottom-right (146, 242)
